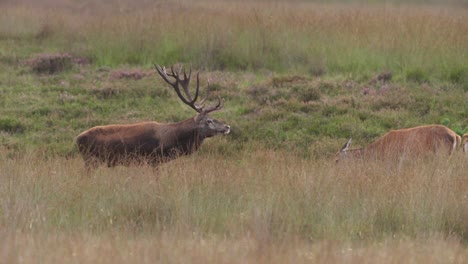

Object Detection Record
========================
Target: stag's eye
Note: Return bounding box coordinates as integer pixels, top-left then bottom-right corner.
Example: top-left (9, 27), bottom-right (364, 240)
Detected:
top-left (206, 119), bottom-right (213, 124)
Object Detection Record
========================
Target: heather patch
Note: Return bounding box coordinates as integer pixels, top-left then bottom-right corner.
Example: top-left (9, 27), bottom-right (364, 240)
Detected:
top-left (109, 68), bottom-right (153, 80)
top-left (25, 53), bottom-right (90, 74)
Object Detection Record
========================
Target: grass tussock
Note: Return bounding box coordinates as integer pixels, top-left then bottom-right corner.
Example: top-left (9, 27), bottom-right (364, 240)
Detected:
top-left (0, 148), bottom-right (467, 262)
top-left (25, 53), bottom-right (73, 74)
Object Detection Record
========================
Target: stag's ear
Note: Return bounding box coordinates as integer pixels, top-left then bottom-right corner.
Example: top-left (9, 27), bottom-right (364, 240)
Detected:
top-left (340, 138), bottom-right (352, 153)
top-left (194, 111), bottom-right (208, 123)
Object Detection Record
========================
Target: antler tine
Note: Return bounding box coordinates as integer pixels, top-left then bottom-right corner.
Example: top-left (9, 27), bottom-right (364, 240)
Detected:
top-left (154, 64), bottom-right (176, 87)
top-left (171, 64), bottom-right (198, 105)
top-left (173, 65), bottom-right (189, 100)
top-left (192, 71), bottom-right (200, 103)
top-left (197, 78), bottom-right (211, 107)
top-left (180, 65), bottom-right (199, 104)
top-left (203, 96), bottom-right (224, 114)
top-left (155, 64), bottom-right (193, 108)
top-left (168, 65), bottom-right (179, 78)
top-left (155, 63), bottom-right (207, 113)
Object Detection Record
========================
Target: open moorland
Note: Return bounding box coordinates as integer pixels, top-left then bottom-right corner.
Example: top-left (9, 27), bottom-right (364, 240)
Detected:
top-left (0, 0), bottom-right (467, 263)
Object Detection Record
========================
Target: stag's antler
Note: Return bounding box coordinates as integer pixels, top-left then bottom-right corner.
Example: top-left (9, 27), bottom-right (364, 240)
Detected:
top-left (155, 64), bottom-right (223, 114)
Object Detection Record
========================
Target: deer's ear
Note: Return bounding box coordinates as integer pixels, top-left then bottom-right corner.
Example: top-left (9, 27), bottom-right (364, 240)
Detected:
top-left (194, 111), bottom-right (207, 123)
top-left (340, 138), bottom-right (352, 152)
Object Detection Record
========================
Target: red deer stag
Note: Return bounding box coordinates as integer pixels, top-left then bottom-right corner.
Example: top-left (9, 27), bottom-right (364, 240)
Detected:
top-left (76, 64), bottom-right (230, 170)
top-left (335, 125), bottom-right (460, 163)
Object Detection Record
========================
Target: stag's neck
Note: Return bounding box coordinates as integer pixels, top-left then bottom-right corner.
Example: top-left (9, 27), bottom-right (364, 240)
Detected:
top-left (346, 148), bottom-right (366, 158)
top-left (167, 118), bottom-right (204, 154)
top-left (347, 142), bottom-right (385, 159)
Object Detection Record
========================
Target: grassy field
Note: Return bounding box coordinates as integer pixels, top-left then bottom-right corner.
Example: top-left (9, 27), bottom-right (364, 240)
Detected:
top-left (1, 0), bottom-right (467, 79)
top-left (1, 149), bottom-right (467, 263)
top-left (0, 0), bottom-right (467, 263)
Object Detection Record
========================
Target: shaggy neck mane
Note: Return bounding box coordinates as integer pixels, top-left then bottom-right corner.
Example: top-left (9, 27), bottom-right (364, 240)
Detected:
top-left (166, 117), bottom-right (204, 153)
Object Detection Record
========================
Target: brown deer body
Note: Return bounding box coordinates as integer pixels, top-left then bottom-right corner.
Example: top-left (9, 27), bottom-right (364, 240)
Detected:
top-left (336, 125), bottom-right (460, 162)
top-left (76, 65), bottom-right (230, 169)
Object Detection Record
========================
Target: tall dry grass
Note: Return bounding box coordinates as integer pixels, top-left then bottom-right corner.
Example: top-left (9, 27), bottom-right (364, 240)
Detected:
top-left (0, 146), bottom-right (467, 263)
top-left (1, 0), bottom-right (466, 80)
top-left (1, 231), bottom-right (466, 263)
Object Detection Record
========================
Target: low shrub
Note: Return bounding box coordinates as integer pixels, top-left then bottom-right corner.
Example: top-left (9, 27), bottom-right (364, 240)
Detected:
top-left (405, 68), bottom-right (429, 84)
top-left (26, 53), bottom-right (73, 74)
top-left (0, 118), bottom-right (25, 133)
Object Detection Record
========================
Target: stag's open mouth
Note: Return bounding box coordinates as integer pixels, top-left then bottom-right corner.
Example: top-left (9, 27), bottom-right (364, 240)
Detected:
top-left (223, 126), bottom-right (231, 135)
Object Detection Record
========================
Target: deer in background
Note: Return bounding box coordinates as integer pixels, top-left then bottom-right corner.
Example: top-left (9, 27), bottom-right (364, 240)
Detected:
top-left (76, 64), bottom-right (230, 170)
top-left (335, 125), bottom-right (461, 163)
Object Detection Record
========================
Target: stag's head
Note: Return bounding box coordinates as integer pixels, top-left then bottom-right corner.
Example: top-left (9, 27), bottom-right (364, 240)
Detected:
top-left (155, 64), bottom-right (230, 137)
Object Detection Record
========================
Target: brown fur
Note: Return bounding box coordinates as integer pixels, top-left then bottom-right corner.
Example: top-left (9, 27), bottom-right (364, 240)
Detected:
top-left (337, 125), bottom-right (459, 162)
top-left (77, 113), bottom-right (229, 169)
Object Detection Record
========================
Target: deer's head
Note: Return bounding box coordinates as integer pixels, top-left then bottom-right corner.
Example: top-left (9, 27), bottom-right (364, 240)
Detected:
top-left (155, 64), bottom-right (230, 138)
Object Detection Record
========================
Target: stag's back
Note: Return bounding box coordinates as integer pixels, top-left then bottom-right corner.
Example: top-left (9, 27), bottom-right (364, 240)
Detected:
top-left (77, 123), bottom-right (151, 159)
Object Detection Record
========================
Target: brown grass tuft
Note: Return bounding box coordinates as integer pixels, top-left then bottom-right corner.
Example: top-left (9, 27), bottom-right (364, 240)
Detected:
top-left (26, 53), bottom-right (73, 74)
top-left (109, 68), bottom-right (153, 80)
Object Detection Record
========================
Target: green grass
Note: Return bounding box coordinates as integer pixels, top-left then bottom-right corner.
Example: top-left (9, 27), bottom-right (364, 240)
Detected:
top-left (0, 0), bottom-right (467, 262)
top-left (1, 1), bottom-right (467, 80)
top-left (0, 63), bottom-right (466, 156)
